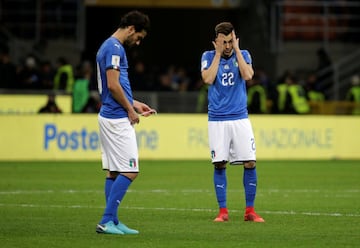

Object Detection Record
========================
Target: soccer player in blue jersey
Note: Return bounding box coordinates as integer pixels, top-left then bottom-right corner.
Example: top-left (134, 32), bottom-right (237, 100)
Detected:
top-left (200, 22), bottom-right (265, 222)
top-left (95, 10), bottom-right (156, 235)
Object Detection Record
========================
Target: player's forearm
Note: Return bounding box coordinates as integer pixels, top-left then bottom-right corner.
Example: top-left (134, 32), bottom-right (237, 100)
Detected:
top-left (235, 50), bottom-right (254, 81)
top-left (109, 81), bottom-right (133, 111)
top-left (202, 55), bottom-right (221, 84)
top-left (133, 100), bottom-right (145, 111)
top-left (202, 69), bottom-right (217, 84)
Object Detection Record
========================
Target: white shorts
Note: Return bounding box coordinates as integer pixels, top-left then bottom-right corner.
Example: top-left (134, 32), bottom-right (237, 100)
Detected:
top-left (208, 119), bottom-right (256, 164)
top-left (98, 114), bottom-right (139, 172)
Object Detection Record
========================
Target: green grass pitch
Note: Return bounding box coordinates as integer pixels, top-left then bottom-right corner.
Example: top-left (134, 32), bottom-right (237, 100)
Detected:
top-left (0, 160), bottom-right (359, 248)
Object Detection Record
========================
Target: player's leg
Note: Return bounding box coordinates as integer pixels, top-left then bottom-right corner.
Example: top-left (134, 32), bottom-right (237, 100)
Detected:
top-left (209, 121), bottom-right (230, 222)
top-left (98, 137), bottom-right (113, 203)
top-left (104, 172), bottom-right (139, 234)
top-left (243, 161), bottom-right (264, 222)
top-left (101, 147), bottom-right (114, 203)
top-left (231, 119), bottom-right (264, 222)
top-left (100, 172), bottom-right (136, 224)
top-left (104, 177), bottom-right (115, 203)
top-left (96, 117), bottom-right (140, 234)
top-left (96, 116), bottom-right (123, 234)
top-left (213, 162), bottom-right (229, 222)
top-left (96, 170), bottom-right (132, 235)
top-left (243, 161), bottom-right (257, 209)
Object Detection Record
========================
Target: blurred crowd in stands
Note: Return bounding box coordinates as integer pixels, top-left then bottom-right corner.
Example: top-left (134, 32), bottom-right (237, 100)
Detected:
top-left (0, 43), bottom-right (101, 113)
top-left (0, 43), bottom-right (359, 115)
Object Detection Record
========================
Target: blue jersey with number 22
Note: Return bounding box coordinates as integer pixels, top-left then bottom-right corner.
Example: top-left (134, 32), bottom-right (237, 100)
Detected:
top-left (201, 50), bottom-right (252, 121)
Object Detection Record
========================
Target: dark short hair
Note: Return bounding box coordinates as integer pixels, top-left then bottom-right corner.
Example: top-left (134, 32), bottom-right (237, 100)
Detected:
top-left (119, 10), bottom-right (150, 33)
top-left (215, 22), bottom-right (234, 36)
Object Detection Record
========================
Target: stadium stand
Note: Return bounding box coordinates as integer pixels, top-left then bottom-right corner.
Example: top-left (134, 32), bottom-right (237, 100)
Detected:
top-left (0, 0), bottom-right (359, 114)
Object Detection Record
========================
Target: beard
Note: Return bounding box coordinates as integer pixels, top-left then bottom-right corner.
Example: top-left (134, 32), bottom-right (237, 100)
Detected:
top-left (124, 39), bottom-right (133, 47)
top-left (222, 49), bottom-right (233, 59)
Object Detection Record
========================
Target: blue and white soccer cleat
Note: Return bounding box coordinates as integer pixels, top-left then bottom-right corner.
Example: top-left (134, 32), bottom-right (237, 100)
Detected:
top-left (96, 221), bottom-right (124, 234)
top-left (116, 221), bottom-right (139, 234)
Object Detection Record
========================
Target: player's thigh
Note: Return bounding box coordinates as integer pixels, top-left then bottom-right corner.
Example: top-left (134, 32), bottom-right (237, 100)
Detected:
top-left (208, 121), bottom-right (230, 162)
top-left (98, 116), bottom-right (139, 172)
top-left (230, 119), bottom-right (256, 163)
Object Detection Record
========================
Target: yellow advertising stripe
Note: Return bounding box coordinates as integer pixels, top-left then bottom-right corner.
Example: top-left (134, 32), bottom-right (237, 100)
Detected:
top-left (0, 114), bottom-right (360, 160)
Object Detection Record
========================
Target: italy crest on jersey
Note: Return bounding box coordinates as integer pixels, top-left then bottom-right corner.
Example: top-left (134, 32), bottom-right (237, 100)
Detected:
top-left (233, 59), bottom-right (238, 67)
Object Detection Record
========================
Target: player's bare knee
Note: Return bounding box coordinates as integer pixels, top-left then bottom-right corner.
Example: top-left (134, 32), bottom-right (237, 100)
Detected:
top-left (214, 162), bottom-right (227, 169)
top-left (108, 171), bottom-right (119, 178)
top-left (122, 172), bottom-right (138, 181)
top-left (244, 161), bottom-right (256, 169)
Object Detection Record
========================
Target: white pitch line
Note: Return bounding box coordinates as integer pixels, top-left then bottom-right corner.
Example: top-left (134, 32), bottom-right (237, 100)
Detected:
top-left (0, 188), bottom-right (359, 195)
top-left (0, 203), bottom-right (359, 218)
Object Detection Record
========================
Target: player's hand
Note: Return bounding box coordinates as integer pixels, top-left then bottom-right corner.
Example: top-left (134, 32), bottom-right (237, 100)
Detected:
top-left (212, 34), bottom-right (225, 55)
top-left (128, 108), bottom-right (140, 125)
top-left (231, 31), bottom-right (240, 52)
top-left (133, 100), bottom-right (157, 117)
top-left (140, 109), bottom-right (157, 117)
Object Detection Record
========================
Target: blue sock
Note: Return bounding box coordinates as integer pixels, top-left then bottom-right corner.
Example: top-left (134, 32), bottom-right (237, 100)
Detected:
top-left (243, 167), bottom-right (257, 207)
top-left (100, 174), bottom-right (132, 225)
top-left (214, 168), bottom-right (227, 208)
top-left (104, 178), bottom-right (115, 204)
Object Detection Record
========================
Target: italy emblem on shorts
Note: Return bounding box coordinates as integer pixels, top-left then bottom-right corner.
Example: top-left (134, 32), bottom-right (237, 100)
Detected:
top-left (129, 158), bottom-right (137, 168)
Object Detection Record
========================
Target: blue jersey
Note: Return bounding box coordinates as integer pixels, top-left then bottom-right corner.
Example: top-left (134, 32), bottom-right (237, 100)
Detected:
top-left (96, 37), bottom-right (133, 119)
top-left (201, 50), bottom-right (252, 121)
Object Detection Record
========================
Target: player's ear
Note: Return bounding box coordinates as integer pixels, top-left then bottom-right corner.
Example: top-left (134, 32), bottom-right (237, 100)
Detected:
top-left (127, 25), bottom-right (135, 35)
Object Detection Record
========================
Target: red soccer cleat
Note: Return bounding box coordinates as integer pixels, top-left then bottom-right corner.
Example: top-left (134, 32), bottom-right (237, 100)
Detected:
top-left (214, 208), bottom-right (229, 222)
top-left (244, 210), bottom-right (265, 222)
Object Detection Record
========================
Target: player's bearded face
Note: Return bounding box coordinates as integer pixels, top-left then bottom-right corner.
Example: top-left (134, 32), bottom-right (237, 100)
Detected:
top-left (125, 31), bottom-right (147, 47)
top-left (222, 34), bottom-right (233, 58)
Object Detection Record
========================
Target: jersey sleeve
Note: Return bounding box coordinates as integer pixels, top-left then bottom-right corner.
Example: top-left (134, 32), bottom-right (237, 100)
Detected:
top-left (241, 50), bottom-right (252, 64)
top-left (105, 43), bottom-right (123, 71)
top-left (201, 51), bottom-right (211, 71)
